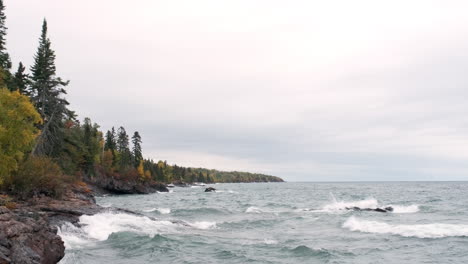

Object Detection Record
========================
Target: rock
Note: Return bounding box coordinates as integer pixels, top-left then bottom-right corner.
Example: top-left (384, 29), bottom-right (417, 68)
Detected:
top-left (346, 206), bottom-right (394, 213)
top-left (0, 182), bottom-right (103, 264)
top-left (204, 187), bottom-right (216, 192)
top-left (88, 175), bottom-right (169, 194)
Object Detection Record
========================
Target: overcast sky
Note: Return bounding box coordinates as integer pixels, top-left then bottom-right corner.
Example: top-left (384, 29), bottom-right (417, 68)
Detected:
top-left (6, 0), bottom-right (468, 181)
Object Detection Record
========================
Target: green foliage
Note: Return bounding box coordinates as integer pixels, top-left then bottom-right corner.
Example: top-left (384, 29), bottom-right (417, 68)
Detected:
top-left (0, 88), bottom-right (41, 184)
top-left (29, 19), bottom-right (73, 156)
top-left (7, 156), bottom-right (65, 198)
top-left (0, 0), bottom-right (11, 70)
top-left (132, 131), bottom-right (142, 168)
top-left (140, 159), bottom-right (283, 184)
top-left (12, 62), bottom-right (29, 94)
top-left (117, 126), bottom-right (132, 169)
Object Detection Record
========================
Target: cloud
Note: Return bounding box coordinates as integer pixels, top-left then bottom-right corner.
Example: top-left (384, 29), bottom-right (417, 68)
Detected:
top-left (6, 0), bottom-right (468, 180)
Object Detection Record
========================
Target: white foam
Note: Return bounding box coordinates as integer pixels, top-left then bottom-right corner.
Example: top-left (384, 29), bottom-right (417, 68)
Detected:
top-left (321, 197), bottom-right (419, 214)
top-left (142, 208), bottom-right (171, 214)
top-left (245, 206), bottom-right (263, 213)
top-left (389, 204), bottom-right (419, 213)
top-left (58, 212), bottom-right (177, 249)
top-left (157, 190), bottom-right (174, 193)
top-left (322, 198), bottom-right (379, 211)
top-left (263, 239), bottom-right (278, 244)
top-left (343, 216), bottom-right (468, 238)
top-left (188, 221), bottom-right (217, 229)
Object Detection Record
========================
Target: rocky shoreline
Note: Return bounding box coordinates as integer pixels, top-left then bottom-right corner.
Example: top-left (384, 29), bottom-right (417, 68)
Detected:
top-left (0, 182), bottom-right (102, 264)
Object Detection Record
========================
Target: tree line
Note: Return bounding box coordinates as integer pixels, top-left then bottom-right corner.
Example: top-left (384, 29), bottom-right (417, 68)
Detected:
top-left (0, 1), bottom-right (282, 197)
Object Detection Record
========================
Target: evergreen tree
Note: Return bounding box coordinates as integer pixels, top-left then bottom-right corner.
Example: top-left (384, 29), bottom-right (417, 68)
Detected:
top-left (117, 126), bottom-right (132, 169)
top-left (104, 127), bottom-right (116, 152)
top-left (131, 131), bottom-right (142, 168)
top-left (30, 19), bottom-right (73, 156)
top-left (0, 0), bottom-right (11, 70)
top-left (13, 62), bottom-right (29, 94)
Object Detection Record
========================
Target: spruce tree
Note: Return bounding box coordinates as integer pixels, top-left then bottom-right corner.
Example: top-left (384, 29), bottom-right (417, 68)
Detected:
top-left (131, 131), bottom-right (142, 168)
top-left (0, 0), bottom-right (11, 70)
top-left (30, 19), bottom-right (73, 156)
top-left (13, 62), bottom-right (29, 93)
top-left (117, 126), bottom-right (132, 169)
top-left (104, 127), bottom-right (117, 151)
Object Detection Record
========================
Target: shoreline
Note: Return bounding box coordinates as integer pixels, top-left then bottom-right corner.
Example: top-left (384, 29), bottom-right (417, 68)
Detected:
top-left (0, 179), bottom-right (283, 264)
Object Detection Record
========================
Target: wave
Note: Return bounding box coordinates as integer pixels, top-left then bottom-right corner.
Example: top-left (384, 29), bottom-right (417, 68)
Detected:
top-left (173, 207), bottom-right (230, 216)
top-left (289, 245), bottom-right (332, 258)
top-left (57, 212), bottom-right (216, 249)
top-left (320, 196), bottom-right (419, 214)
top-left (142, 208), bottom-right (171, 214)
top-left (388, 204), bottom-right (419, 213)
top-left (188, 221), bottom-right (217, 229)
top-left (215, 190), bottom-right (239, 194)
top-left (342, 216), bottom-right (468, 238)
top-left (245, 206), bottom-right (263, 213)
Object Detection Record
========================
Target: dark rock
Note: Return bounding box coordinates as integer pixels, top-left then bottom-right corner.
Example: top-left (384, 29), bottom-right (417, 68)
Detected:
top-left (346, 206), bottom-right (393, 213)
top-left (374, 208), bottom-right (387, 213)
top-left (87, 175), bottom-right (169, 194)
top-left (204, 187), bottom-right (216, 192)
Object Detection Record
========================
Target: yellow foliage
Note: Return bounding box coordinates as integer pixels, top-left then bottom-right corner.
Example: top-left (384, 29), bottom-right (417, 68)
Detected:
top-left (0, 88), bottom-right (42, 184)
top-left (102, 150), bottom-right (113, 169)
top-left (144, 170), bottom-right (151, 180)
top-left (137, 160), bottom-right (144, 179)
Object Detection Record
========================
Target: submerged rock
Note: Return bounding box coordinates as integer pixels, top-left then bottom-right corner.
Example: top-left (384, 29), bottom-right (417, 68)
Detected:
top-left (204, 187), bottom-right (216, 192)
top-left (346, 206), bottom-right (394, 213)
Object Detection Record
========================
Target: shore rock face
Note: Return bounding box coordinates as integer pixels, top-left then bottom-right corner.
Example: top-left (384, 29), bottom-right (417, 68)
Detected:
top-left (0, 183), bottom-right (101, 264)
top-left (89, 176), bottom-right (169, 194)
top-left (0, 206), bottom-right (64, 264)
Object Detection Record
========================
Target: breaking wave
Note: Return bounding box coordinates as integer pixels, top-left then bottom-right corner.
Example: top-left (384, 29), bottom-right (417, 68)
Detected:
top-left (342, 216), bottom-right (468, 238)
top-left (57, 212), bottom-right (215, 249)
top-left (142, 207), bottom-right (171, 214)
top-left (320, 195), bottom-right (419, 214)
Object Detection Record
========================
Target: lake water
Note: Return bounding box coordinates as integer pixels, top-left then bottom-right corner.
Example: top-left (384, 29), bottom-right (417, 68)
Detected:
top-left (58, 182), bottom-right (468, 263)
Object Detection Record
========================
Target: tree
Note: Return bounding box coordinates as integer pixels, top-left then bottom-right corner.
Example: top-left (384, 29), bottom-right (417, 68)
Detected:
top-left (104, 127), bottom-right (116, 152)
top-left (30, 19), bottom-right (73, 156)
top-left (117, 126), bottom-right (132, 169)
top-left (131, 131), bottom-right (142, 168)
top-left (13, 62), bottom-right (29, 94)
top-left (0, 0), bottom-right (11, 70)
top-left (0, 88), bottom-right (42, 184)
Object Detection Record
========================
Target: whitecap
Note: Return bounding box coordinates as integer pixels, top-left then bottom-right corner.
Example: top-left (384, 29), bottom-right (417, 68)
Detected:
top-left (322, 198), bottom-right (379, 212)
top-left (245, 206), bottom-right (263, 213)
top-left (388, 204), bottom-right (419, 213)
top-left (142, 207), bottom-right (171, 214)
top-left (320, 197), bottom-right (419, 214)
top-left (58, 212), bottom-right (177, 249)
top-left (188, 221), bottom-right (217, 229)
top-left (263, 239), bottom-right (278, 244)
top-left (342, 216), bottom-right (468, 238)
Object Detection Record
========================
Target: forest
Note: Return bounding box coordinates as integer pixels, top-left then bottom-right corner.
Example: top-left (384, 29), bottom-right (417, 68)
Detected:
top-left (0, 1), bottom-right (282, 198)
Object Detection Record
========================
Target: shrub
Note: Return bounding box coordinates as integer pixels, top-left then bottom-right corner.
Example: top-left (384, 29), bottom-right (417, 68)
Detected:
top-left (7, 156), bottom-right (65, 198)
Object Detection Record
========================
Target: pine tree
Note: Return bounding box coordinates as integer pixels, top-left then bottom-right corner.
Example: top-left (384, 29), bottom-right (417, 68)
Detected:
top-left (104, 127), bottom-right (116, 152)
top-left (0, 0), bottom-right (11, 70)
top-left (30, 19), bottom-right (73, 156)
top-left (131, 131), bottom-right (142, 168)
top-left (13, 62), bottom-right (29, 94)
top-left (117, 126), bottom-right (132, 169)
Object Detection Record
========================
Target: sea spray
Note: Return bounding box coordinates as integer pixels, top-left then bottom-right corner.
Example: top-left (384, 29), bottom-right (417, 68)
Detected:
top-left (343, 216), bottom-right (468, 238)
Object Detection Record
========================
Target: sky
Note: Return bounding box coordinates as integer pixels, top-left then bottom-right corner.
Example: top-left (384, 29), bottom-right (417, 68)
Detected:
top-left (5, 0), bottom-right (468, 181)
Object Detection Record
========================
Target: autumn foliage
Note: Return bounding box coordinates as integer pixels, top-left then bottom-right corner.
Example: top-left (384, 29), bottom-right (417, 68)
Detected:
top-left (0, 88), bottom-right (41, 184)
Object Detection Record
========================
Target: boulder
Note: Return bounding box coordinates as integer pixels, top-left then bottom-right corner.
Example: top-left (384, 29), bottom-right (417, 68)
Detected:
top-left (204, 187), bottom-right (216, 192)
